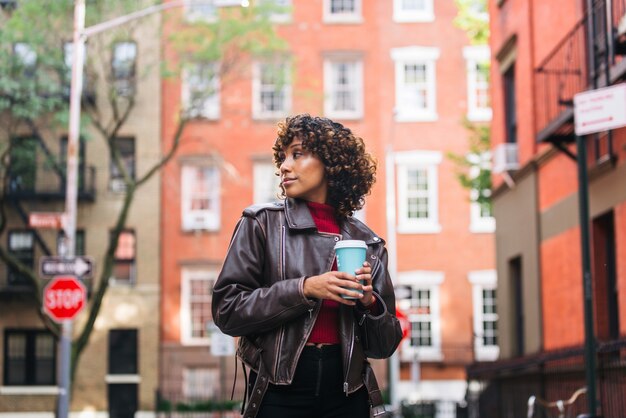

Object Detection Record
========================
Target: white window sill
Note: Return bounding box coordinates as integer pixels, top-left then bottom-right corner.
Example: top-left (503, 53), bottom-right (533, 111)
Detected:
top-left (401, 349), bottom-right (443, 362)
top-left (393, 13), bottom-right (435, 23)
top-left (323, 16), bottom-right (363, 24)
top-left (105, 374), bottom-right (141, 384)
top-left (394, 112), bottom-right (438, 123)
top-left (0, 386), bottom-right (60, 395)
top-left (325, 111), bottom-right (363, 120)
top-left (181, 338), bottom-right (210, 347)
top-left (470, 219), bottom-right (495, 233)
top-left (253, 113), bottom-right (289, 121)
top-left (397, 223), bottom-right (442, 234)
top-left (467, 110), bottom-right (493, 122)
top-left (474, 347), bottom-right (500, 361)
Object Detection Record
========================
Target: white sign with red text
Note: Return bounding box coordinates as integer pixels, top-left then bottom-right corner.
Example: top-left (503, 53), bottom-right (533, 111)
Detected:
top-left (574, 83), bottom-right (626, 136)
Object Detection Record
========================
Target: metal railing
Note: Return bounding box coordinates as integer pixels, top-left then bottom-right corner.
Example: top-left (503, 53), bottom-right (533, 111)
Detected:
top-left (466, 337), bottom-right (626, 418)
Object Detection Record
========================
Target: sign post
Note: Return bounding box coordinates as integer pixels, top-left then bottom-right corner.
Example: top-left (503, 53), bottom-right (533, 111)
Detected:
top-left (207, 323), bottom-right (234, 418)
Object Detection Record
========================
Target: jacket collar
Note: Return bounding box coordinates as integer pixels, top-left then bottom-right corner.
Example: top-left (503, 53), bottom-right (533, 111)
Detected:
top-left (284, 198), bottom-right (384, 245)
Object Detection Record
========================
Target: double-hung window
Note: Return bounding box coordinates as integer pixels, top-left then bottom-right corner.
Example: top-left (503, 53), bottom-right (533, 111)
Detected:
top-left (396, 150), bottom-right (442, 234)
top-left (469, 270), bottom-right (499, 361)
top-left (3, 329), bottom-right (56, 387)
top-left (397, 271), bottom-right (444, 361)
top-left (463, 46), bottom-right (492, 122)
top-left (112, 42), bottom-right (137, 97)
top-left (109, 137), bottom-right (135, 193)
top-left (182, 62), bottom-right (220, 120)
top-left (258, 0), bottom-right (292, 22)
top-left (393, 0), bottom-right (434, 22)
top-left (253, 159), bottom-right (281, 204)
top-left (391, 46), bottom-right (439, 122)
top-left (181, 164), bottom-right (220, 231)
top-left (324, 56), bottom-right (363, 119)
top-left (7, 230), bottom-right (34, 285)
top-left (111, 230), bottom-right (136, 285)
top-left (13, 43), bottom-right (37, 78)
top-left (181, 268), bottom-right (216, 345)
top-left (252, 60), bottom-right (291, 120)
top-left (467, 152), bottom-right (495, 233)
top-left (323, 0), bottom-right (361, 23)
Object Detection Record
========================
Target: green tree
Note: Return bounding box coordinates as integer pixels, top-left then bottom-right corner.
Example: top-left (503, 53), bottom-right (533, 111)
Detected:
top-left (0, 0), bottom-right (285, 390)
top-left (451, 0), bottom-right (492, 211)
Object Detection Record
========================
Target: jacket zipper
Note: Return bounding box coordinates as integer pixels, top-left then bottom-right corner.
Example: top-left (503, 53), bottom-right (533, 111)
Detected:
top-left (274, 225), bottom-right (287, 378)
top-left (343, 318), bottom-right (355, 395)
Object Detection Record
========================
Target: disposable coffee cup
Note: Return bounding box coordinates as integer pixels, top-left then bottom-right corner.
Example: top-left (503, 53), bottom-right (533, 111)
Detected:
top-left (334, 240), bottom-right (367, 299)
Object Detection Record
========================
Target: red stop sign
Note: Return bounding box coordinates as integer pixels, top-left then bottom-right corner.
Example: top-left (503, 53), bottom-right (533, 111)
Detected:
top-left (43, 276), bottom-right (86, 322)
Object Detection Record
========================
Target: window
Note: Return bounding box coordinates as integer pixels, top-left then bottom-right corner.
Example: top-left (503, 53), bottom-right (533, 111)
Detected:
top-left (393, 0), bottom-right (434, 22)
top-left (181, 269), bottom-right (216, 345)
top-left (112, 42), bottom-right (137, 97)
top-left (13, 43), bottom-right (36, 78)
top-left (324, 57), bottom-right (363, 119)
top-left (253, 160), bottom-right (281, 204)
top-left (324, 0), bottom-right (361, 23)
top-left (111, 230), bottom-right (136, 284)
top-left (7, 230), bottom-right (34, 285)
top-left (258, 0), bottom-right (292, 22)
top-left (468, 152), bottom-right (495, 233)
top-left (107, 329), bottom-right (138, 418)
top-left (181, 165), bottom-right (221, 231)
top-left (109, 137), bottom-right (135, 192)
top-left (463, 46), bottom-right (492, 122)
top-left (184, 0), bottom-right (242, 21)
top-left (503, 65), bottom-right (517, 144)
top-left (396, 151), bottom-right (442, 234)
top-left (509, 256), bottom-right (524, 356)
top-left (182, 62), bottom-right (220, 120)
top-left (397, 271), bottom-right (443, 361)
top-left (183, 368), bottom-right (218, 400)
top-left (252, 61), bottom-right (291, 119)
top-left (391, 47), bottom-right (439, 122)
top-left (469, 271), bottom-right (499, 361)
top-left (3, 329), bottom-right (56, 386)
top-left (8, 137), bottom-right (37, 193)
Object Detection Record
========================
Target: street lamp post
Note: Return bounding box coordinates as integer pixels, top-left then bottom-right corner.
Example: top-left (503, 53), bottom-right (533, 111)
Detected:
top-left (60, 1), bottom-right (240, 417)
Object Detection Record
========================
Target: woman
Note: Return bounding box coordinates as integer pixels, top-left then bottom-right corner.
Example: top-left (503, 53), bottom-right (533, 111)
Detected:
top-left (212, 114), bottom-right (402, 418)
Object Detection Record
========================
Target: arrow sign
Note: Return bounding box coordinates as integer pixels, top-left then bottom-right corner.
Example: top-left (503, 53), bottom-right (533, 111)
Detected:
top-left (40, 256), bottom-right (94, 279)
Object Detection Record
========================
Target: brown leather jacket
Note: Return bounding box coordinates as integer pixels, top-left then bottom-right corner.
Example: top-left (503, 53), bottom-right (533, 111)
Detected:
top-left (212, 198), bottom-right (402, 418)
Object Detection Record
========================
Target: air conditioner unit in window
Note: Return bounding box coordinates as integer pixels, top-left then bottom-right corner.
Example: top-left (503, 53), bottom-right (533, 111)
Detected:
top-left (110, 178), bottom-right (127, 193)
top-left (183, 212), bottom-right (217, 231)
top-left (492, 143), bottom-right (520, 173)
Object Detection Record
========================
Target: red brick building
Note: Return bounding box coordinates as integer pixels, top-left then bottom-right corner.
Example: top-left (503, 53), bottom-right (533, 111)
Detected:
top-left (159, 1), bottom-right (495, 415)
top-left (468, 0), bottom-right (626, 416)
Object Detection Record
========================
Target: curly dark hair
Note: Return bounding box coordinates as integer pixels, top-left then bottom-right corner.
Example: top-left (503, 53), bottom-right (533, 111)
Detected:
top-left (272, 114), bottom-right (377, 218)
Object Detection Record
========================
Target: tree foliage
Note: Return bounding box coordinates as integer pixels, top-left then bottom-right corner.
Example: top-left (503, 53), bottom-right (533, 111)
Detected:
top-left (0, 0), bottom-right (285, 391)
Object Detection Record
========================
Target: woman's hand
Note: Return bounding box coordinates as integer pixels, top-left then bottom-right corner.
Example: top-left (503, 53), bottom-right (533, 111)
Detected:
top-left (356, 262), bottom-right (375, 307)
top-left (303, 262), bottom-right (374, 306)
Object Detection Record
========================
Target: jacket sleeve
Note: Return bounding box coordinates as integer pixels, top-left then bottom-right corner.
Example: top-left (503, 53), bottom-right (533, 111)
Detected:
top-left (211, 214), bottom-right (316, 337)
top-left (354, 246), bottom-right (402, 359)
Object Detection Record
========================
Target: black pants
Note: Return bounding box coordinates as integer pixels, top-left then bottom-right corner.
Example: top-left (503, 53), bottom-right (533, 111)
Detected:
top-left (249, 345), bottom-right (370, 418)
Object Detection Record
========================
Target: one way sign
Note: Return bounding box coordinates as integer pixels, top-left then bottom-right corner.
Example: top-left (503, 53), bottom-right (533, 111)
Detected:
top-left (40, 256), bottom-right (94, 279)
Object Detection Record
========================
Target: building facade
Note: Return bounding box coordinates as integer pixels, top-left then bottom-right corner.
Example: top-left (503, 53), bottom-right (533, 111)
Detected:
top-left (0, 3), bottom-right (162, 417)
top-left (468, 0), bottom-right (626, 416)
top-left (159, 1), bottom-right (496, 416)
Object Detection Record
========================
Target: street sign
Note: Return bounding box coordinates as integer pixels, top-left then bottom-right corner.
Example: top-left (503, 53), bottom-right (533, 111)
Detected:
top-left (207, 323), bottom-right (235, 357)
top-left (40, 256), bottom-right (94, 279)
top-left (574, 83), bottom-right (626, 136)
top-left (29, 212), bottom-right (67, 229)
top-left (43, 276), bottom-right (86, 322)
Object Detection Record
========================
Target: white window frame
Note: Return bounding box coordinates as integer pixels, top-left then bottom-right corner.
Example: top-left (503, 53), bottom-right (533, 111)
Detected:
top-left (253, 160), bottom-right (281, 204)
top-left (323, 57), bottom-right (363, 120)
top-left (396, 150), bottom-right (442, 234)
top-left (252, 60), bottom-right (291, 120)
top-left (468, 152), bottom-right (495, 233)
top-left (323, 0), bottom-right (362, 24)
top-left (393, 0), bottom-right (435, 23)
top-left (181, 164), bottom-right (221, 231)
top-left (468, 270), bottom-right (499, 361)
top-left (181, 62), bottom-right (221, 120)
top-left (463, 46), bottom-right (492, 122)
top-left (181, 268), bottom-right (217, 346)
top-left (397, 271), bottom-right (444, 361)
top-left (391, 46), bottom-right (439, 122)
